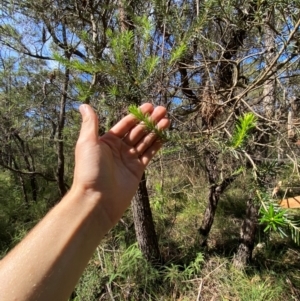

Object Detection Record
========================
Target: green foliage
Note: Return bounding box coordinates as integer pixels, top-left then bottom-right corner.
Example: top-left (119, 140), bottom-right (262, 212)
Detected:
top-left (169, 42), bottom-right (187, 65)
top-left (258, 191), bottom-right (300, 245)
top-left (128, 104), bottom-right (169, 141)
top-left (164, 253), bottom-right (204, 286)
top-left (221, 269), bottom-right (284, 301)
top-left (142, 55), bottom-right (160, 77)
top-left (134, 15), bottom-right (153, 42)
top-left (109, 30), bottom-right (135, 65)
top-left (287, 219), bottom-right (300, 246)
top-left (259, 203), bottom-right (287, 236)
top-left (53, 53), bottom-right (100, 73)
top-left (75, 243), bottom-right (160, 300)
top-left (230, 113), bottom-right (257, 149)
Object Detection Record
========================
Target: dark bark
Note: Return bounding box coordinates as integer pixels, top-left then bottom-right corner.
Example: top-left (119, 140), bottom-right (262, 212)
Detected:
top-left (199, 150), bottom-right (237, 244)
top-left (199, 185), bottom-right (219, 238)
top-left (132, 172), bottom-right (161, 265)
top-left (119, 0), bottom-right (161, 265)
top-left (54, 23), bottom-right (70, 197)
top-left (178, 60), bottom-right (199, 103)
top-left (12, 133), bottom-right (38, 202)
top-left (216, 1), bottom-right (258, 93)
top-left (233, 10), bottom-right (275, 268)
top-left (0, 41), bottom-right (54, 60)
top-left (56, 65), bottom-right (69, 197)
top-left (44, 21), bottom-right (86, 60)
top-left (12, 158), bottom-right (28, 204)
top-left (199, 150), bottom-right (218, 243)
top-left (233, 198), bottom-right (259, 269)
top-left (0, 159), bottom-right (56, 181)
top-left (198, 3), bottom-right (261, 246)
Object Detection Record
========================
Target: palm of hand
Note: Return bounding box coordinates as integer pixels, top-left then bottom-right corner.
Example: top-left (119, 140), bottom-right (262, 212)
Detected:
top-left (73, 103), bottom-right (169, 227)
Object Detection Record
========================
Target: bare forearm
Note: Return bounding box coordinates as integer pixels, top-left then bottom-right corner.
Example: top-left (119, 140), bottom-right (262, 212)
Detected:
top-left (0, 103), bottom-right (169, 301)
top-left (0, 189), bottom-right (109, 301)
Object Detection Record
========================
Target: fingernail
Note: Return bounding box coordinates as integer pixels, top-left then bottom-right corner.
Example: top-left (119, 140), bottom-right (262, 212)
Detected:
top-left (80, 104), bottom-right (88, 115)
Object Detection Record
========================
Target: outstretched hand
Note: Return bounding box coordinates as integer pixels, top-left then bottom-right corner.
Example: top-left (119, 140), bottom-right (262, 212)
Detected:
top-left (0, 103), bottom-right (169, 301)
top-left (72, 103), bottom-right (169, 228)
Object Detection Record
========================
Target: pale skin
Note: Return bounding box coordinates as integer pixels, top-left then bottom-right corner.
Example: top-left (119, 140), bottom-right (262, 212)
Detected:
top-left (0, 103), bottom-right (169, 301)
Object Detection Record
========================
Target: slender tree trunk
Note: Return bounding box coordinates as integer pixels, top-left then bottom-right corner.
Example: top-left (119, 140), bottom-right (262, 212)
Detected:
top-left (55, 23), bottom-right (71, 197)
top-left (199, 150), bottom-right (237, 244)
top-left (234, 10), bottom-right (276, 268)
top-left (198, 5), bottom-right (255, 244)
top-left (199, 150), bottom-right (218, 243)
top-left (56, 65), bottom-right (69, 197)
top-left (263, 9), bottom-right (276, 120)
top-left (233, 198), bottom-right (259, 269)
top-left (13, 158), bottom-right (28, 204)
top-left (119, 0), bottom-right (161, 264)
top-left (13, 133), bottom-right (38, 202)
top-left (132, 172), bottom-right (161, 265)
top-left (288, 96), bottom-right (296, 140)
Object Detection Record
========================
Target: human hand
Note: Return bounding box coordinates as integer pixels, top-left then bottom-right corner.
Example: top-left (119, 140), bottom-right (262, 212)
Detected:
top-left (72, 103), bottom-right (169, 228)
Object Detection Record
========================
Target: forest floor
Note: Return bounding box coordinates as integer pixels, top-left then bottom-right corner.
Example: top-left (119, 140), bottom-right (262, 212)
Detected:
top-left (72, 162), bottom-right (300, 301)
top-left (1, 162), bottom-right (300, 300)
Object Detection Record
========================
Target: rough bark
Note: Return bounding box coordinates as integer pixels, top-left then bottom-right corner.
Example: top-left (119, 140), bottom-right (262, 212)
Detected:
top-left (199, 150), bottom-right (237, 244)
top-left (197, 4), bottom-right (259, 244)
top-left (233, 198), bottom-right (259, 269)
top-left (234, 11), bottom-right (276, 268)
top-left (132, 172), bottom-right (161, 265)
top-left (263, 9), bottom-right (276, 119)
top-left (13, 132), bottom-right (38, 202)
top-left (119, 0), bottom-right (161, 265)
top-left (12, 158), bottom-right (28, 204)
top-left (56, 64), bottom-right (69, 197)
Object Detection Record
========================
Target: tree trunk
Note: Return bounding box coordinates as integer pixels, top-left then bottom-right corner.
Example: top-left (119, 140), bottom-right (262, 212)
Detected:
top-left (13, 158), bottom-right (28, 204)
top-left (199, 150), bottom-right (237, 244)
top-left (234, 10), bottom-right (276, 268)
top-left (288, 96), bottom-right (296, 140)
top-left (13, 133), bottom-right (38, 202)
top-left (233, 198), bottom-right (259, 269)
top-left (132, 172), bottom-right (161, 265)
top-left (199, 185), bottom-right (219, 240)
top-left (263, 9), bottom-right (276, 119)
top-left (119, 0), bottom-right (161, 265)
top-left (56, 59), bottom-right (70, 197)
top-left (197, 5), bottom-right (255, 244)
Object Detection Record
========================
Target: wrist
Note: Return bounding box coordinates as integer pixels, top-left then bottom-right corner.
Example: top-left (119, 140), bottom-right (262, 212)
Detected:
top-left (64, 186), bottom-right (113, 239)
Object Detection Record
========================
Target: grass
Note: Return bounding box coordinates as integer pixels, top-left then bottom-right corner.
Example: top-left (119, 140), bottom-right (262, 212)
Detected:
top-left (69, 161), bottom-right (300, 300)
top-left (71, 245), bottom-right (295, 300)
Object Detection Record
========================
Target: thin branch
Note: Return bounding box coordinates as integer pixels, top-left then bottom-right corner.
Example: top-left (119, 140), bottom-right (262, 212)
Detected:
top-left (0, 40), bottom-right (54, 60)
top-left (234, 17), bottom-right (300, 101)
top-left (0, 162), bottom-right (56, 181)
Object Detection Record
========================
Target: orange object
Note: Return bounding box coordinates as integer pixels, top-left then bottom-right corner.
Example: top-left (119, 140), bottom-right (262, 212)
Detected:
top-left (279, 196), bottom-right (300, 208)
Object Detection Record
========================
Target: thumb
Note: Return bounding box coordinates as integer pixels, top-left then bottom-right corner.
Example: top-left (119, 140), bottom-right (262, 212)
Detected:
top-left (78, 104), bottom-right (99, 142)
